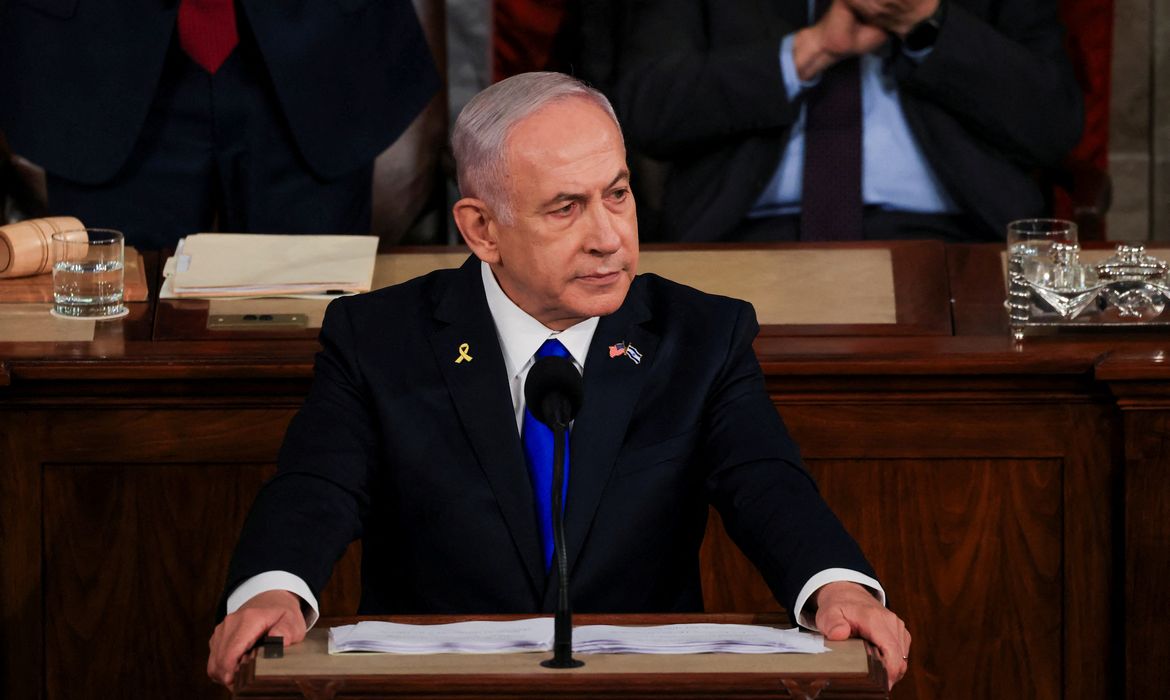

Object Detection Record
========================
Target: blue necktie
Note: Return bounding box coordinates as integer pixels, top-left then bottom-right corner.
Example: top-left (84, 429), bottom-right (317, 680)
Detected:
top-left (522, 338), bottom-right (572, 571)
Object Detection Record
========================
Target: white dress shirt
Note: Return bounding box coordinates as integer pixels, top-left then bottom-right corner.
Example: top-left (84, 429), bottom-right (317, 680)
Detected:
top-left (228, 261), bottom-right (884, 630)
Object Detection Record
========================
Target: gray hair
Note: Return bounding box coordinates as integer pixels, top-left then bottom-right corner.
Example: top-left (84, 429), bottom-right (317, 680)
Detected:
top-left (451, 72), bottom-right (621, 223)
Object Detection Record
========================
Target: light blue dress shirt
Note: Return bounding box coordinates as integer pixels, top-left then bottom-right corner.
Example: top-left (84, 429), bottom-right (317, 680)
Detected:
top-left (750, 21), bottom-right (958, 217)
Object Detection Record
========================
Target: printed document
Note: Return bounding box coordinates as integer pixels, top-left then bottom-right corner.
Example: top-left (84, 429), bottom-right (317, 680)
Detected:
top-left (328, 619), bottom-right (826, 655)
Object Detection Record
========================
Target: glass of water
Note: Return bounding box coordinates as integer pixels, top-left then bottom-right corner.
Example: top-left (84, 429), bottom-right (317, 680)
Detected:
top-left (1005, 219), bottom-right (1078, 339)
top-left (51, 228), bottom-right (128, 320)
top-left (1007, 219), bottom-right (1078, 280)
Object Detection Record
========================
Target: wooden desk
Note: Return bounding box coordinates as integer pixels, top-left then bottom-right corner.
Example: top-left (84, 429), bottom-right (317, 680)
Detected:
top-left (0, 242), bottom-right (1161, 699)
top-left (233, 614), bottom-right (886, 700)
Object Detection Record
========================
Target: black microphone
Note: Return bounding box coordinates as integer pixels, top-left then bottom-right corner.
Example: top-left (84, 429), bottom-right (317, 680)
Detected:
top-left (525, 356), bottom-right (584, 428)
top-left (524, 355), bottom-right (585, 669)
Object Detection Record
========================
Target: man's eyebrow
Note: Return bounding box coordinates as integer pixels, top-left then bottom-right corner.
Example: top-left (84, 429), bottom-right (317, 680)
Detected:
top-left (539, 170), bottom-right (632, 209)
top-left (607, 169), bottom-right (631, 189)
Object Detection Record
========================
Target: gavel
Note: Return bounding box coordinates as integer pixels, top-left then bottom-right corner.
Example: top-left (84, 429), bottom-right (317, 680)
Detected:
top-left (0, 216), bottom-right (85, 278)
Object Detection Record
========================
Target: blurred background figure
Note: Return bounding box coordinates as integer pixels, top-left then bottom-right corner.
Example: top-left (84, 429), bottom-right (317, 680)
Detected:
top-left (0, 131), bottom-right (47, 225)
top-left (598, 0), bottom-right (1085, 243)
top-left (0, 0), bottom-right (440, 250)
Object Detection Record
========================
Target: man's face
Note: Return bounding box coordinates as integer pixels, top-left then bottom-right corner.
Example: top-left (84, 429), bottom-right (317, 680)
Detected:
top-left (488, 97), bottom-right (638, 330)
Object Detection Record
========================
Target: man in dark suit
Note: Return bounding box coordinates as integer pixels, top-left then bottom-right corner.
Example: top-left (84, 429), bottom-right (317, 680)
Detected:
top-left (207, 72), bottom-right (911, 688)
top-left (607, 0), bottom-right (1083, 242)
top-left (0, 0), bottom-right (438, 249)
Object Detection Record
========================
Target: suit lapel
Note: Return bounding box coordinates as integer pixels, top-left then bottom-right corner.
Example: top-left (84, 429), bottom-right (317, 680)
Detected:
top-left (428, 257), bottom-right (545, 593)
top-left (562, 278), bottom-right (659, 577)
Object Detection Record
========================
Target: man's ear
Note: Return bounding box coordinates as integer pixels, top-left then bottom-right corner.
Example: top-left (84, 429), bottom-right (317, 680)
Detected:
top-left (453, 197), bottom-right (501, 264)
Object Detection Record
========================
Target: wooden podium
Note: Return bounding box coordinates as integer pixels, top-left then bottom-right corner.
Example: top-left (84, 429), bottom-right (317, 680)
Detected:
top-left (232, 614), bottom-right (888, 700)
top-left (6, 241), bottom-right (1165, 699)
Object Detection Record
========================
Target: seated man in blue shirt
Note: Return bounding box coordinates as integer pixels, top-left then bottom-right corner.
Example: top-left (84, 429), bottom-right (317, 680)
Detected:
top-left (608, 0), bottom-right (1084, 242)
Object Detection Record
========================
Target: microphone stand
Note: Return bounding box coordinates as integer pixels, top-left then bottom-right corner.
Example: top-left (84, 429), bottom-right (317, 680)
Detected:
top-left (541, 407), bottom-right (584, 669)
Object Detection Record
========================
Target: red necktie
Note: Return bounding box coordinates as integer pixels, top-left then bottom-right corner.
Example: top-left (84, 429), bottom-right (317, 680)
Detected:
top-left (801, 0), bottom-right (864, 241)
top-left (177, 0), bottom-right (239, 75)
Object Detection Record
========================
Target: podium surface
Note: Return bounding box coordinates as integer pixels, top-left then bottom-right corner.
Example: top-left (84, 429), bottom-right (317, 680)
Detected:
top-left (234, 614), bottom-right (886, 699)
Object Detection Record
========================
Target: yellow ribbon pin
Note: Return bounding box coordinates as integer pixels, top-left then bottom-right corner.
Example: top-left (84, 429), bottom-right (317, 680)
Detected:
top-left (455, 343), bottom-right (473, 364)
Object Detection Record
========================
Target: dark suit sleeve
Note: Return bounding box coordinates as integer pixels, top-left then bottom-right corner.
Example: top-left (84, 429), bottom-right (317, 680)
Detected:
top-left (894, 0), bottom-right (1083, 169)
top-left (611, 0), bottom-right (801, 159)
top-left (700, 302), bottom-right (874, 615)
top-left (221, 298), bottom-right (378, 612)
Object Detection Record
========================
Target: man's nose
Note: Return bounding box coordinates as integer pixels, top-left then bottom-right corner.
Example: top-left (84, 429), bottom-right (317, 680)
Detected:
top-left (585, 206), bottom-right (625, 255)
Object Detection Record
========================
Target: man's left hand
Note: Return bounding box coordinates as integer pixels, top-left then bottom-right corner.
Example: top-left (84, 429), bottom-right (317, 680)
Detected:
top-left (813, 581), bottom-right (911, 689)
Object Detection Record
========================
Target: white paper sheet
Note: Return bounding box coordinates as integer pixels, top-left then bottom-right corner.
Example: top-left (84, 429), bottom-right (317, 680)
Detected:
top-left (328, 619), bottom-right (826, 655)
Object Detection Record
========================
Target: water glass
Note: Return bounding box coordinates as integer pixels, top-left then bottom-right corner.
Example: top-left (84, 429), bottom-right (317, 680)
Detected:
top-left (1005, 219), bottom-right (1078, 339)
top-left (51, 228), bottom-right (127, 320)
top-left (1007, 219), bottom-right (1078, 277)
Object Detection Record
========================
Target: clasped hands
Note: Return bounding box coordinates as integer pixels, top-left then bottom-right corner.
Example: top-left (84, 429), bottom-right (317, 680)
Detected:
top-left (793, 0), bottom-right (941, 80)
top-left (207, 582), bottom-right (910, 691)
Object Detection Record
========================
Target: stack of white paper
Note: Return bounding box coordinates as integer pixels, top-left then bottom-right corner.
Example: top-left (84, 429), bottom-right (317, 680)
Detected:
top-left (572, 623), bottom-right (826, 654)
top-left (164, 233), bottom-right (378, 299)
top-left (327, 619), bottom-right (826, 655)
top-left (329, 619), bottom-right (553, 654)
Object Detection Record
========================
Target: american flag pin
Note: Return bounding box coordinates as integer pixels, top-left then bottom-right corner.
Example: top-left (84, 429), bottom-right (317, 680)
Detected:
top-left (625, 344), bottom-right (642, 365)
top-left (608, 342), bottom-right (626, 358)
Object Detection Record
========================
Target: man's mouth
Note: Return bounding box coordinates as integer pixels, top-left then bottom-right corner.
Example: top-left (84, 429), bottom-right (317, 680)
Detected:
top-left (578, 269), bottom-right (623, 284)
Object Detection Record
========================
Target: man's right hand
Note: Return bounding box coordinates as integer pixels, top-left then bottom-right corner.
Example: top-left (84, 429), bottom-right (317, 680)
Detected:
top-left (794, 0), bottom-right (889, 81)
top-left (207, 589), bottom-right (308, 688)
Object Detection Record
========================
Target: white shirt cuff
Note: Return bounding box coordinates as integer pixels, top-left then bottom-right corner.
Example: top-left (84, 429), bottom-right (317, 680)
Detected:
top-left (793, 568), bottom-right (886, 630)
top-left (779, 32), bottom-right (823, 100)
top-left (226, 570), bottom-right (321, 630)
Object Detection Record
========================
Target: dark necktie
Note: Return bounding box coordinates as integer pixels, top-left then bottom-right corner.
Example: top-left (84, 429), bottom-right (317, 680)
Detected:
top-left (177, 0), bottom-right (239, 75)
top-left (801, 0), bottom-right (864, 241)
top-left (521, 338), bottom-right (572, 571)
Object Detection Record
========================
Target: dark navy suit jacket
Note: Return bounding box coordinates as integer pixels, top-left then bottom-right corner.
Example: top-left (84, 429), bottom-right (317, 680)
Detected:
top-left (609, 0), bottom-right (1084, 242)
top-left (0, 0), bottom-right (438, 183)
top-left (223, 256), bottom-right (873, 617)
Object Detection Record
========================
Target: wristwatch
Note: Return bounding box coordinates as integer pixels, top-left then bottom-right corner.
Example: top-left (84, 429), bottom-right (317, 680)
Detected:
top-left (903, 0), bottom-right (947, 52)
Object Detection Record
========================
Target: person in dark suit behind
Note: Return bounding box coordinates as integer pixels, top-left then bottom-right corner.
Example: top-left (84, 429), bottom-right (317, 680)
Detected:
top-left (606, 0), bottom-right (1084, 243)
top-left (0, 0), bottom-right (439, 249)
top-left (206, 71), bottom-right (911, 688)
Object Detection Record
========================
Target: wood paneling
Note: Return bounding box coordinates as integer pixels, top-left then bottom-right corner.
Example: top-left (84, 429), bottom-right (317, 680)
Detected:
top-left (1, 407), bottom-right (291, 700)
top-left (1095, 358), bottom-right (1170, 699)
top-left (0, 402), bottom-right (367, 700)
top-left (43, 462), bottom-right (271, 700)
top-left (0, 411), bottom-right (48, 700)
top-left (700, 455), bottom-right (1068, 700)
top-left (1120, 409), bottom-right (1170, 699)
top-left (814, 458), bottom-right (1062, 700)
top-left (1, 376), bottom-right (1123, 700)
top-left (776, 396), bottom-right (1115, 700)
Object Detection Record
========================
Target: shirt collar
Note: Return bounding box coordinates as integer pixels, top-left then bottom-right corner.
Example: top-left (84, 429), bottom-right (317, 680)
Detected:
top-left (480, 261), bottom-right (598, 379)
